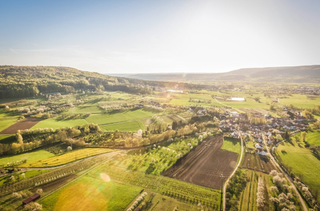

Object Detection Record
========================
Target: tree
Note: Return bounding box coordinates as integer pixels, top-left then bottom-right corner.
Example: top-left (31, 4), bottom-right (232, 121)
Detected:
top-left (67, 146), bottom-right (72, 151)
top-left (36, 188), bottom-right (43, 194)
top-left (301, 131), bottom-right (307, 142)
top-left (302, 109), bottom-right (314, 119)
top-left (172, 121), bottom-right (178, 130)
top-left (17, 134), bottom-right (23, 145)
top-left (24, 202), bottom-right (42, 211)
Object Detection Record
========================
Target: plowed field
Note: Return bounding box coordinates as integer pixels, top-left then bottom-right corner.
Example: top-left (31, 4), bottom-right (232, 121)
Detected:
top-left (163, 135), bottom-right (238, 189)
top-left (0, 117), bottom-right (41, 134)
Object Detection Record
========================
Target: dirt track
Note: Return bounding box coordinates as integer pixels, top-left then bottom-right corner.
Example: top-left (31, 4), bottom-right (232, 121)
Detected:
top-left (163, 135), bottom-right (238, 189)
top-left (0, 117), bottom-right (41, 134)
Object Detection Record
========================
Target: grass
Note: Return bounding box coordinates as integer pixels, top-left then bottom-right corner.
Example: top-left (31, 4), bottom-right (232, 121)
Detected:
top-left (169, 93), bottom-right (222, 107)
top-left (0, 118), bottom-right (18, 132)
top-left (40, 173), bottom-right (142, 211)
top-left (0, 169), bottom-right (51, 186)
top-left (222, 137), bottom-right (241, 154)
top-left (276, 140), bottom-right (320, 201)
top-left (85, 109), bottom-right (157, 125)
top-left (0, 150), bottom-right (54, 166)
top-left (222, 98), bottom-right (269, 109)
top-left (19, 148), bottom-right (115, 167)
top-left (100, 120), bottom-right (144, 132)
top-left (304, 130), bottom-right (320, 146)
top-left (0, 135), bottom-right (16, 144)
top-left (279, 94), bottom-right (320, 109)
top-left (73, 105), bottom-right (102, 113)
top-left (31, 118), bottom-right (88, 130)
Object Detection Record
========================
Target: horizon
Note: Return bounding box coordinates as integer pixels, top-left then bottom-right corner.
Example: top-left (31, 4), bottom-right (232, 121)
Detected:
top-left (1, 0), bottom-right (320, 74)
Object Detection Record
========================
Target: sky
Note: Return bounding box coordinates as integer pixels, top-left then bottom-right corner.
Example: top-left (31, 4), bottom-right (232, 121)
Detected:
top-left (0, 0), bottom-right (320, 74)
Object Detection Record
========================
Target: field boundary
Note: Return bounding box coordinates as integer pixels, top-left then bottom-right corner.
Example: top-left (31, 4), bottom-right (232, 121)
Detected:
top-left (223, 132), bottom-right (243, 211)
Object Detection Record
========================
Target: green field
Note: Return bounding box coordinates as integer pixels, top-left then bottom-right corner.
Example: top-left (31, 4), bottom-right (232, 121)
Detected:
top-left (304, 130), bottom-right (320, 146)
top-left (169, 93), bottom-right (222, 107)
top-left (100, 120), bottom-right (144, 132)
top-left (0, 150), bottom-right (54, 166)
top-left (73, 105), bottom-right (102, 113)
top-left (0, 118), bottom-right (17, 132)
top-left (20, 148), bottom-right (114, 167)
top-left (40, 173), bottom-right (142, 211)
top-left (222, 137), bottom-right (241, 154)
top-left (279, 94), bottom-right (320, 109)
top-left (0, 169), bottom-right (51, 186)
top-left (222, 98), bottom-right (269, 109)
top-left (0, 135), bottom-right (15, 144)
top-left (32, 118), bottom-right (88, 130)
top-left (277, 140), bottom-right (320, 201)
top-left (86, 109), bottom-right (157, 125)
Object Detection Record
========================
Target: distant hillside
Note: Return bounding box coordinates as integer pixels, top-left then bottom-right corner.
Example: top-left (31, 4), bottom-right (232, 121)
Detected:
top-left (111, 65), bottom-right (320, 83)
top-left (0, 66), bottom-right (152, 99)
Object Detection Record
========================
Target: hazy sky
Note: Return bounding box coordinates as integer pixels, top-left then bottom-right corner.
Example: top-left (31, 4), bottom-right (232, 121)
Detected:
top-left (1, 0), bottom-right (320, 74)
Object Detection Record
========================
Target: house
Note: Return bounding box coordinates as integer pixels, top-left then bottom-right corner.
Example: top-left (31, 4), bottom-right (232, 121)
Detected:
top-left (258, 148), bottom-right (267, 156)
top-left (136, 104), bottom-right (144, 108)
top-left (230, 111), bottom-right (239, 118)
top-left (255, 143), bottom-right (262, 149)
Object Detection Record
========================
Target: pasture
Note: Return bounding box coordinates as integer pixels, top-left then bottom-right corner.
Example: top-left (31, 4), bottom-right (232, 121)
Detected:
top-left (85, 109), bottom-right (157, 125)
top-left (40, 173), bottom-right (142, 211)
top-left (222, 137), bottom-right (241, 154)
top-left (276, 140), bottom-right (320, 201)
top-left (32, 118), bottom-right (88, 130)
top-left (0, 150), bottom-right (54, 166)
top-left (100, 120), bottom-right (144, 132)
top-left (304, 130), bottom-right (320, 146)
top-left (19, 148), bottom-right (114, 167)
top-left (279, 94), bottom-right (320, 109)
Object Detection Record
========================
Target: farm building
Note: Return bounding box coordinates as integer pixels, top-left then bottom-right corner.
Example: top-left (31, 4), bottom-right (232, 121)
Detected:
top-left (230, 111), bottom-right (239, 118)
top-left (22, 194), bottom-right (40, 205)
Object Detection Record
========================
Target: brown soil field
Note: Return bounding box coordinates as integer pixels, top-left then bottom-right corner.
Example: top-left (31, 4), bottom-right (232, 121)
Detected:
top-left (241, 152), bottom-right (275, 173)
top-left (162, 135), bottom-right (238, 190)
top-left (0, 117), bottom-right (41, 134)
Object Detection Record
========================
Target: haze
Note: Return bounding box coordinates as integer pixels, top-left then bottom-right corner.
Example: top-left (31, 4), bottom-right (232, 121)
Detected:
top-left (1, 0), bottom-right (320, 73)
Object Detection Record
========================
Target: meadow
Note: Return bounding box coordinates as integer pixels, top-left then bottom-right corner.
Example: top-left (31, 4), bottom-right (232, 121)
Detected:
top-left (100, 120), bottom-right (145, 132)
top-left (222, 137), bottom-right (241, 154)
top-left (304, 130), bottom-right (320, 146)
top-left (279, 94), bottom-right (320, 109)
top-left (40, 173), bottom-right (142, 211)
top-left (85, 109), bottom-right (157, 125)
top-left (276, 140), bottom-right (320, 201)
top-left (32, 118), bottom-right (88, 130)
top-left (19, 148), bottom-right (114, 167)
top-left (0, 150), bottom-right (54, 166)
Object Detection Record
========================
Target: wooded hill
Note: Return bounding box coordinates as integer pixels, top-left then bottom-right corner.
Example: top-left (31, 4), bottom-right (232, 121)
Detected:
top-left (0, 66), bottom-right (152, 99)
top-left (112, 65), bottom-right (320, 83)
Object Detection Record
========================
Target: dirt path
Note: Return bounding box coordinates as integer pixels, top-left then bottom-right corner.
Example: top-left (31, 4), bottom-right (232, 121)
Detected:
top-left (263, 135), bottom-right (307, 211)
top-left (223, 132), bottom-right (244, 211)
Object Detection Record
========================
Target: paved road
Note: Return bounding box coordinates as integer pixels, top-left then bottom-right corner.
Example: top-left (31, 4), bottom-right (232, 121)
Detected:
top-left (263, 135), bottom-right (307, 211)
top-left (223, 132), bottom-right (244, 211)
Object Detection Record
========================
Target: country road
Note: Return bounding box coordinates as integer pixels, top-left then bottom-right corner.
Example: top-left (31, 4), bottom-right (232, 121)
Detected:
top-left (223, 131), bottom-right (244, 211)
top-left (263, 135), bottom-right (307, 211)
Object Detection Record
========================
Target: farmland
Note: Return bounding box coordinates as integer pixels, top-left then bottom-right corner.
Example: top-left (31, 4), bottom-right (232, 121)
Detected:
top-left (241, 153), bottom-right (275, 173)
top-left (85, 109), bottom-right (158, 125)
top-left (19, 148), bottom-right (115, 167)
top-left (0, 118), bottom-right (41, 134)
top-left (40, 174), bottom-right (142, 211)
top-left (0, 150), bottom-right (54, 166)
top-left (100, 120), bottom-right (145, 132)
top-left (163, 135), bottom-right (239, 189)
top-left (304, 130), bottom-right (320, 146)
top-left (32, 118), bottom-right (88, 130)
top-left (276, 140), bottom-right (320, 201)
